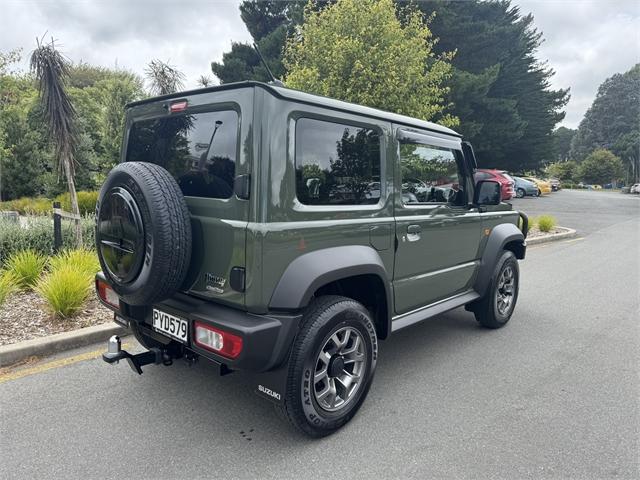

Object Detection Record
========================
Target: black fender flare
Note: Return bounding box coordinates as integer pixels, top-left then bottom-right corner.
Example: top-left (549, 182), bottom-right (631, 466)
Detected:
top-left (269, 245), bottom-right (392, 317)
top-left (474, 223), bottom-right (525, 297)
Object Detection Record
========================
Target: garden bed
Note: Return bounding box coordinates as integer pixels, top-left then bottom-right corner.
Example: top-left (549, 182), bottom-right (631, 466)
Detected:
top-left (0, 292), bottom-right (112, 346)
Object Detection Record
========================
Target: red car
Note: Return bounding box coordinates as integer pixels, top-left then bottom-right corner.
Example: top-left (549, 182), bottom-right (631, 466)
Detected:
top-left (474, 169), bottom-right (515, 200)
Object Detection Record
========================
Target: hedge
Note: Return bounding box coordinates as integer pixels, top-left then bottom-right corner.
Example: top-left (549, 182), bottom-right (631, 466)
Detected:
top-left (0, 191), bottom-right (99, 216)
top-left (0, 216), bottom-right (96, 267)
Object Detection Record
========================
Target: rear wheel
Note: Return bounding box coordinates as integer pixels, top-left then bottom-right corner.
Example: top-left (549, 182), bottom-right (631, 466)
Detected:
top-left (472, 250), bottom-right (519, 329)
top-left (276, 296), bottom-right (377, 437)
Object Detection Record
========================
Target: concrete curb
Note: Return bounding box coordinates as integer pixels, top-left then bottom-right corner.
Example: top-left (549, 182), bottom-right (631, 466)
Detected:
top-left (526, 226), bottom-right (577, 245)
top-left (0, 323), bottom-right (126, 367)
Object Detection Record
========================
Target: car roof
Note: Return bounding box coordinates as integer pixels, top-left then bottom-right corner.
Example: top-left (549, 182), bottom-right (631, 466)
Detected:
top-left (126, 81), bottom-right (461, 138)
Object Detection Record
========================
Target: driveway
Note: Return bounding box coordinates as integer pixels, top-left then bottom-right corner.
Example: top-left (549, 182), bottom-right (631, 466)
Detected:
top-left (1, 190), bottom-right (638, 479)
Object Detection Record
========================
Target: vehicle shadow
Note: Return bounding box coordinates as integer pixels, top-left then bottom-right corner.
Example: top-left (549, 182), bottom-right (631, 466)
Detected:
top-left (125, 307), bottom-right (487, 446)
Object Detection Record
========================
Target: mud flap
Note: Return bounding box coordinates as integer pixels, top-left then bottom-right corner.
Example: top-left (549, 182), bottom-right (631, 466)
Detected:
top-left (251, 358), bottom-right (290, 406)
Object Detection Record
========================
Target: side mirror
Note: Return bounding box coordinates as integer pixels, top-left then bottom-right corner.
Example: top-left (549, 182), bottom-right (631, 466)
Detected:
top-left (474, 180), bottom-right (501, 205)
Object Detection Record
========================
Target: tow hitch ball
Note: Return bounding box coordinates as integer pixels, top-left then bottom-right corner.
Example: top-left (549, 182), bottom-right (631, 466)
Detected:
top-left (102, 335), bottom-right (172, 375)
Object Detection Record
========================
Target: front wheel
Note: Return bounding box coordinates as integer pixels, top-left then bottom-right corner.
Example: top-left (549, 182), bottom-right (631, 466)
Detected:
top-left (472, 250), bottom-right (519, 329)
top-left (516, 188), bottom-right (525, 198)
top-left (276, 296), bottom-right (377, 437)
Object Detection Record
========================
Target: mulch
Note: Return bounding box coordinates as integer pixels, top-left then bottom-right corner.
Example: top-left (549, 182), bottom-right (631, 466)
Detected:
top-left (0, 292), bottom-right (112, 346)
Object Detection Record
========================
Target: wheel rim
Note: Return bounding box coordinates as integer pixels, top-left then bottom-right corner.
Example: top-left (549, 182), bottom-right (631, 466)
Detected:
top-left (496, 266), bottom-right (516, 316)
top-left (517, 189), bottom-right (524, 198)
top-left (313, 326), bottom-right (366, 412)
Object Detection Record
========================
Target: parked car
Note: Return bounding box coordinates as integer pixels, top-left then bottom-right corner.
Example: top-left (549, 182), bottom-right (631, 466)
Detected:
top-left (630, 183), bottom-right (640, 194)
top-left (475, 169), bottom-right (515, 200)
top-left (93, 81), bottom-right (528, 437)
top-left (547, 178), bottom-right (561, 191)
top-left (512, 176), bottom-right (539, 198)
top-left (523, 177), bottom-right (552, 196)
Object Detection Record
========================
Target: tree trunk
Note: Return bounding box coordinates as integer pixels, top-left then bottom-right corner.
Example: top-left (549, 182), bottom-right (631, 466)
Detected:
top-left (62, 153), bottom-right (83, 247)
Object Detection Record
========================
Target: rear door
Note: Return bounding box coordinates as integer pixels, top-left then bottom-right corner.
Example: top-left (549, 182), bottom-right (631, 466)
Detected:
top-left (392, 127), bottom-right (482, 315)
top-left (124, 88), bottom-right (253, 308)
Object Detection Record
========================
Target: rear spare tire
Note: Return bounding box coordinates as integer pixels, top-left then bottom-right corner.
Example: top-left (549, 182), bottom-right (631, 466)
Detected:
top-left (96, 162), bottom-right (191, 305)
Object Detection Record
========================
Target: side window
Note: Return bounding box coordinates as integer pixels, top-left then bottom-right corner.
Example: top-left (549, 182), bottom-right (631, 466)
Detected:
top-left (295, 118), bottom-right (381, 205)
top-left (399, 141), bottom-right (466, 205)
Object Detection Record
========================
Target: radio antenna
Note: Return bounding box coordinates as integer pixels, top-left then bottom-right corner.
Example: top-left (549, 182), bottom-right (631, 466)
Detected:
top-left (253, 43), bottom-right (284, 87)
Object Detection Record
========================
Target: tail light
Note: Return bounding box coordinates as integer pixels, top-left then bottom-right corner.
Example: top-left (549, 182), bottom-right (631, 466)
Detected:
top-left (194, 322), bottom-right (243, 359)
top-left (96, 277), bottom-right (120, 310)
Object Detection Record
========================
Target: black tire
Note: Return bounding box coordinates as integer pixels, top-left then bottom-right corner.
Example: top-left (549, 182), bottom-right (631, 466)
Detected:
top-left (276, 296), bottom-right (378, 437)
top-left (473, 250), bottom-right (519, 329)
top-left (96, 162), bottom-right (191, 305)
top-left (516, 188), bottom-right (525, 198)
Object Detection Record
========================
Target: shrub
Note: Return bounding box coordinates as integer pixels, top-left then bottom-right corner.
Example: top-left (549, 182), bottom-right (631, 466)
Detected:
top-left (5, 250), bottom-right (48, 290)
top-left (0, 197), bottom-right (52, 215)
top-left (0, 270), bottom-right (19, 306)
top-left (54, 191), bottom-right (99, 215)
top-left (49, 249), bottom-right (100, 277)
top-left (0, 216), bottom-right (96, 267)
top-left (36, 266), bottom-right (93, 318)
top-left (537, 215), bottom-right (557, 232)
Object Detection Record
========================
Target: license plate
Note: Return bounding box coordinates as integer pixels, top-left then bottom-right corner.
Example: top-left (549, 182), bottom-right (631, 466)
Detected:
top-left (152, 309), bottom-right (188, 343)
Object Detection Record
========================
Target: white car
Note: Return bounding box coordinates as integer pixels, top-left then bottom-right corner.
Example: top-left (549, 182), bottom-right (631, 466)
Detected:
top-left (630, 183), bottom-right (640, 194)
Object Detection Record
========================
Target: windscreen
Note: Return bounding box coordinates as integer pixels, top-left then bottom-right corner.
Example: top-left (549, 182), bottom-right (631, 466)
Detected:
top-left (125, 110), bottom-right (238, 199)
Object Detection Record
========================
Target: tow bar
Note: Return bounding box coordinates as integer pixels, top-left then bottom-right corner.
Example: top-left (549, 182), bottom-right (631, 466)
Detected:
top-left (102, 335), bottom-right (172, 374)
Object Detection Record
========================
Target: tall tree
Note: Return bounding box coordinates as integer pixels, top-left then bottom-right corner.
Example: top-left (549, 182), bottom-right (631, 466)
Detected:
top-left (570, 64), bottom-right (639, 182)
top-left (551, 126), bottom-right (577, 162)
top-left (211, 1), bottom-right (328, 84)
top-left (30, 38), bottom-right (82, 244)
top-left (284, 0), bottom-right (457, 126)
top-left (411, 0), bottom-right (569, 171)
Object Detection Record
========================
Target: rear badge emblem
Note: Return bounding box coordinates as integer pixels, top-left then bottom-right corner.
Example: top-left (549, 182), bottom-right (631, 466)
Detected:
top-left (205, 273), bottom-right (226, 293)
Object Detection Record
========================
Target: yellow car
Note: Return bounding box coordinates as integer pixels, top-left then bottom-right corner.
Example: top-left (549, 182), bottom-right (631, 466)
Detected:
top-left (523, 177), bottom-right (552, 195)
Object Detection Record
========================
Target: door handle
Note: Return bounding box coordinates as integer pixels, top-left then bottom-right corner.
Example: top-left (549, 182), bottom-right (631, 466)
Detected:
top-left (407, 224), bottom-right (421, 234)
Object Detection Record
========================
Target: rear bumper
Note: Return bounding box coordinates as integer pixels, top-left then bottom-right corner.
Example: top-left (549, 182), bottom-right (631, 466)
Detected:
top-left (97, 274), bottom-right (300, 373)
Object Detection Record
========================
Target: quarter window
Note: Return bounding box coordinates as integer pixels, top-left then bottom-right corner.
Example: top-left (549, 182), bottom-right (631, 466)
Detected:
top-left (399, 141), bottom-right (466, 205)
top-left (295, 118), bottom-right (381, 205)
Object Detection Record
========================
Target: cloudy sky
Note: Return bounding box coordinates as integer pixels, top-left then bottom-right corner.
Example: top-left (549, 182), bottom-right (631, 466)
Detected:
top-left (1, 0), bottom-right (638, 128)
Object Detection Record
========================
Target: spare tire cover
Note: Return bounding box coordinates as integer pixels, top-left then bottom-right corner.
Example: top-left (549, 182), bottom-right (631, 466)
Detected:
top-left (96, 161), bottom-right (192, 306)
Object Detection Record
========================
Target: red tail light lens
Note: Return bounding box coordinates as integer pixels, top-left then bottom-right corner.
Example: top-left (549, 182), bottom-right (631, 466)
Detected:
top-left (194, 322), bottom-right (243, 359)
top-left (96, 278), bottom-right (120, 310)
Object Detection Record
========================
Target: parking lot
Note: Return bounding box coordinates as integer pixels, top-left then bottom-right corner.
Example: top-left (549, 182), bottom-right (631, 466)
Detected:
top-left (1, 189), bottom-right (638, 479)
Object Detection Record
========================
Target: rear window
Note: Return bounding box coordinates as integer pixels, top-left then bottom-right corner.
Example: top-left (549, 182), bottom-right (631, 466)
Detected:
top-left (126, 110), bottom-right (238, 199)
top-left (295, 118), bottom-right (381, 206)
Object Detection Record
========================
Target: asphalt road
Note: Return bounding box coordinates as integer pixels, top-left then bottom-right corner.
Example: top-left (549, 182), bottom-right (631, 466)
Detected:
top-left (1, 190), bottom-right (639, 480)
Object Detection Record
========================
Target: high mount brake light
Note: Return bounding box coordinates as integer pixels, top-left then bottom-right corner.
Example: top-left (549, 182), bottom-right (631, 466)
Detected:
top-left (169, 100), bottom-right (188, 113)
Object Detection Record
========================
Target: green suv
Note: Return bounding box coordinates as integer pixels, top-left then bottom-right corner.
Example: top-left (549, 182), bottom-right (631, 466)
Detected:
top-left (96, 81), bottom-right (528, 437)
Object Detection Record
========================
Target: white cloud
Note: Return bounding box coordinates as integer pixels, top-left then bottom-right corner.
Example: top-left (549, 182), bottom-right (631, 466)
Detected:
top-left (516, 0), bottom-right (640, 128)
top-left (0, 0), bottom-right (253, 89)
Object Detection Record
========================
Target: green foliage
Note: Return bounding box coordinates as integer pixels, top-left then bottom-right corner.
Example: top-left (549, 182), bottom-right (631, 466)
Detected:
top-left (571, 64), bottom-right (640, 182)
top-left (0, 197), bottom-right (52, 215)
top-left (5, 249), bottom-right (47, 290)
top-left (417, 0), bottom-right (569, 171)
top-left (36, 265), bottom-right (93, 318)
top-left (0, 216), bottom-right (96, 266)
top-left (48, 249), bottom-right (100, 277)
top-left (284, 0), bottom-right (457, 126)
top-left (545, 160), bottom-right (579, 182)
top-left (537, 215), bottom-right (556, 233)
top-left (551, 127), bottom-right (577, 162)
top-left (578, 149), bottom-right (624, 185)
top-left (54, 191), bottom-right (99, 215)
top-left (0, 269), bottom-right (19, 306)
top-left (0, 49), bottom-right (144, 201)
